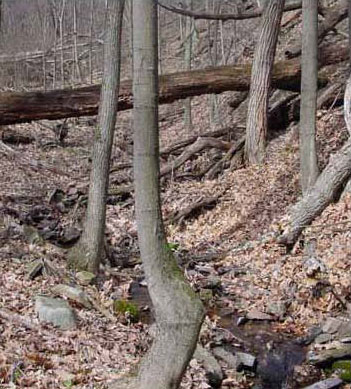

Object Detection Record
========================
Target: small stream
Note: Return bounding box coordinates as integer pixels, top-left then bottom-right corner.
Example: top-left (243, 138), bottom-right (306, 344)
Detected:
top-left (219, 314), bottom-right (306, 389)
top-left (129, 281), bottom-right (308, 389)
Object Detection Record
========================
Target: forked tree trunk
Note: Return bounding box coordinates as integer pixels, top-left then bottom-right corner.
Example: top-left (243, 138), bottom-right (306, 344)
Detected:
top-left (245, 0), bottom-right (285, 164)
top-left (279, 73), bottom-right (351, 248)
top-left (132, 1), bottom-right (204, 388)
top-left (67, 0), bottom-right (125, 273)
top-left (299, 0), bottom-right (319, 193)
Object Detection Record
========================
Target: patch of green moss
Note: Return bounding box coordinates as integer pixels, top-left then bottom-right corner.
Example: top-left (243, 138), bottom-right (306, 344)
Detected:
top-left (332, 360), bottom-right (351, 382)
top-left (164, 241), bottom-right (180, 252)
top-left (113, 300), bottom-right (139, 322)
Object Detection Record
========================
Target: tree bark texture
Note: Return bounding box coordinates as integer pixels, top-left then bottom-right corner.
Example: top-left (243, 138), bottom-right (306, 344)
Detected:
top-left (285, 0), bottom-right (348, 59)
top-left (183, 0), bottom-right (193, 130)
top-left (278, 141), bottom-right (351, 248)
top-left (132, 1), bottom-right (204, 388)
top-left (67, 0), bottom-right (125, 273)
top-left (279, 74), bottom-right (351, 247)
top-left (299, 0), bottom-right (319, 193)
top-left (245, 0), bottom-right (285, 164)
top-left (0, 42), bottom-right (347, 126)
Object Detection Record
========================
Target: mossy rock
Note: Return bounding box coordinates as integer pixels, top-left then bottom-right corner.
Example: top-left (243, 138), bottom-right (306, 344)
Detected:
top-left (332, 360), bottom-right (351, 382)
top-left (113, 300), bottom-right (139, 322)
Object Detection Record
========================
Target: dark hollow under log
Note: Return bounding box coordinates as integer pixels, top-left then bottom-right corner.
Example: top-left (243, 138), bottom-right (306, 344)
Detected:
top-left (0, 43), bottom-right (347, 126)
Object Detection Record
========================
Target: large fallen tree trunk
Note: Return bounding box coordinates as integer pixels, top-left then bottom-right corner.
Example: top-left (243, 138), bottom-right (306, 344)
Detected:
top-left (0, 44), bottom-right (347, 126)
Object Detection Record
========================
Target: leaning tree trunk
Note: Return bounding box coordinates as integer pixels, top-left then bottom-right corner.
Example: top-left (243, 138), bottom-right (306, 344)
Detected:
top-left (299, 0), bottom-right (319, 193)
top-left (68, 0), bottom-right (125, 273)
top-left (279, 73), bottom-right (351, 248)
top-left (245, 0), bottom-right (285, 164)
top-left (132, 1), bottom-right (204, 388)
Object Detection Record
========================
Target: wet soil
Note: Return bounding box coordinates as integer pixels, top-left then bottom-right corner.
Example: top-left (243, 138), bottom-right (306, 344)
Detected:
top-left (130, 281), bottom-right (312, 388)
top-left (219, 314), bottom-right (306, 389)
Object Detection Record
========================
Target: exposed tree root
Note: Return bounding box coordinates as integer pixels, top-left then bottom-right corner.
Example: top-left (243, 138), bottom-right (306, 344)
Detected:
top-left (167, 193), bottom-right (224, 225)
top-left (206, 136), bottom-right (245, 179)
top-left (160, 137), bottom-right (232, 177)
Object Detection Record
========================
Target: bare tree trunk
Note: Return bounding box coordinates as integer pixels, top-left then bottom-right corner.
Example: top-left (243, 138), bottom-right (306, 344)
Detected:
top-left (299, 0), bottom-right (319, 193)
top-left (279, 73), bottom-right (351, 248)
top-left (49, 0), bottom-right (59, 89)
top-left (59, 0), bottom-right (66, 87)
top-left (132, 1), bottom-right (204, 388)
top-left (183, 0), bottom-right (193, 130)
top-left (0, 0), bottom-right (2, 32)
top-left (245, 0), bottom-right (285, 164)
top-left (278, 141), bottom-right (351, 249)
top-left (89, 0), bottom-right (95, 84)
top-left (207, 0), bottom-right (220, 128)
top-left (158, 5), bottom-right (163, 74)
top-left (72, 0), bottom-right (81, 83)
top-left (68, 0), bottom-right (125, 273)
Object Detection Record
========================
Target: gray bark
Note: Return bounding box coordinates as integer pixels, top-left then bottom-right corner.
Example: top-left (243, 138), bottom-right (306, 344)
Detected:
top-left (279, 141), bottom-right (351, 248)
top-left (299, 0), bottom-right (319, 193)
top-left (132, 1), bottom-right (204, 388)
top-left (183, 0), bottom-right (193, 130)
top-left (245, 0), bottom-right (285, 164)
top-left (67, 0), bottom-right (125, 273)
top-left (279, 74), bottom-right (351, 248)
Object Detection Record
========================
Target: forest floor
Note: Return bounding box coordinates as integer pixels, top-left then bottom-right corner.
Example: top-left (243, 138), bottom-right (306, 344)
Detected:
top-left (1, 5), bottom-right (351, 388)
top-left (1, 90), bottom-right (351, 389)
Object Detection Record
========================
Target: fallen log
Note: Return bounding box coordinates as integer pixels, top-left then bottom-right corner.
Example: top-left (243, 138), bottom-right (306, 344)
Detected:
top-left (206, 136), bottom-right (245, 179)
top-left (167, 196), bottom-right (222, 224)
top-left (285, 0), bottom-right (348, 58)
top-left (278, 140), bottom-right (351, 249)
top-left (0, 43), bottom-right (347, 126)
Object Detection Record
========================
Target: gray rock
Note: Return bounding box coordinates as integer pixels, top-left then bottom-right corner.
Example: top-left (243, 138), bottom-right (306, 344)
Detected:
top-left (308, 344), bottom-right (351, 366)
top-left (76, 271), bottom-right (96, 286)
top-left (26, 259), bottom-right (43, 280)
top-left (59, 226), bottom-right (80, 245)
top-left (194, 345), bottom-right (223, 388)
top-left (236, 352), bottom-right (256, 370)
top-left (314, 333), bottom-right (332, 344)
top-left (35, 296), bottom-right (77, 330)
top-left (51, 284), bottom-right (92, 309)
top-left (322, 317), bottom-right (344, 334)
top-left (266, 301), bottom-right (287, 319)
top-left (302, 378), bottom-right (343, 389)
top-left (246, 308), bottom-right (274, 321)
top-left (203, 276), bottom-right (221, 290)
top-left (336, 321), bottom-right (351, 338)
top-left (303, 257), bottom-right (327, 277)
top-left (296, 326), bottom-right (322, 346)
top-left (340, 337), bottom-right (351, 343)
top-left (212, 347), bottom-right (240, 370)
